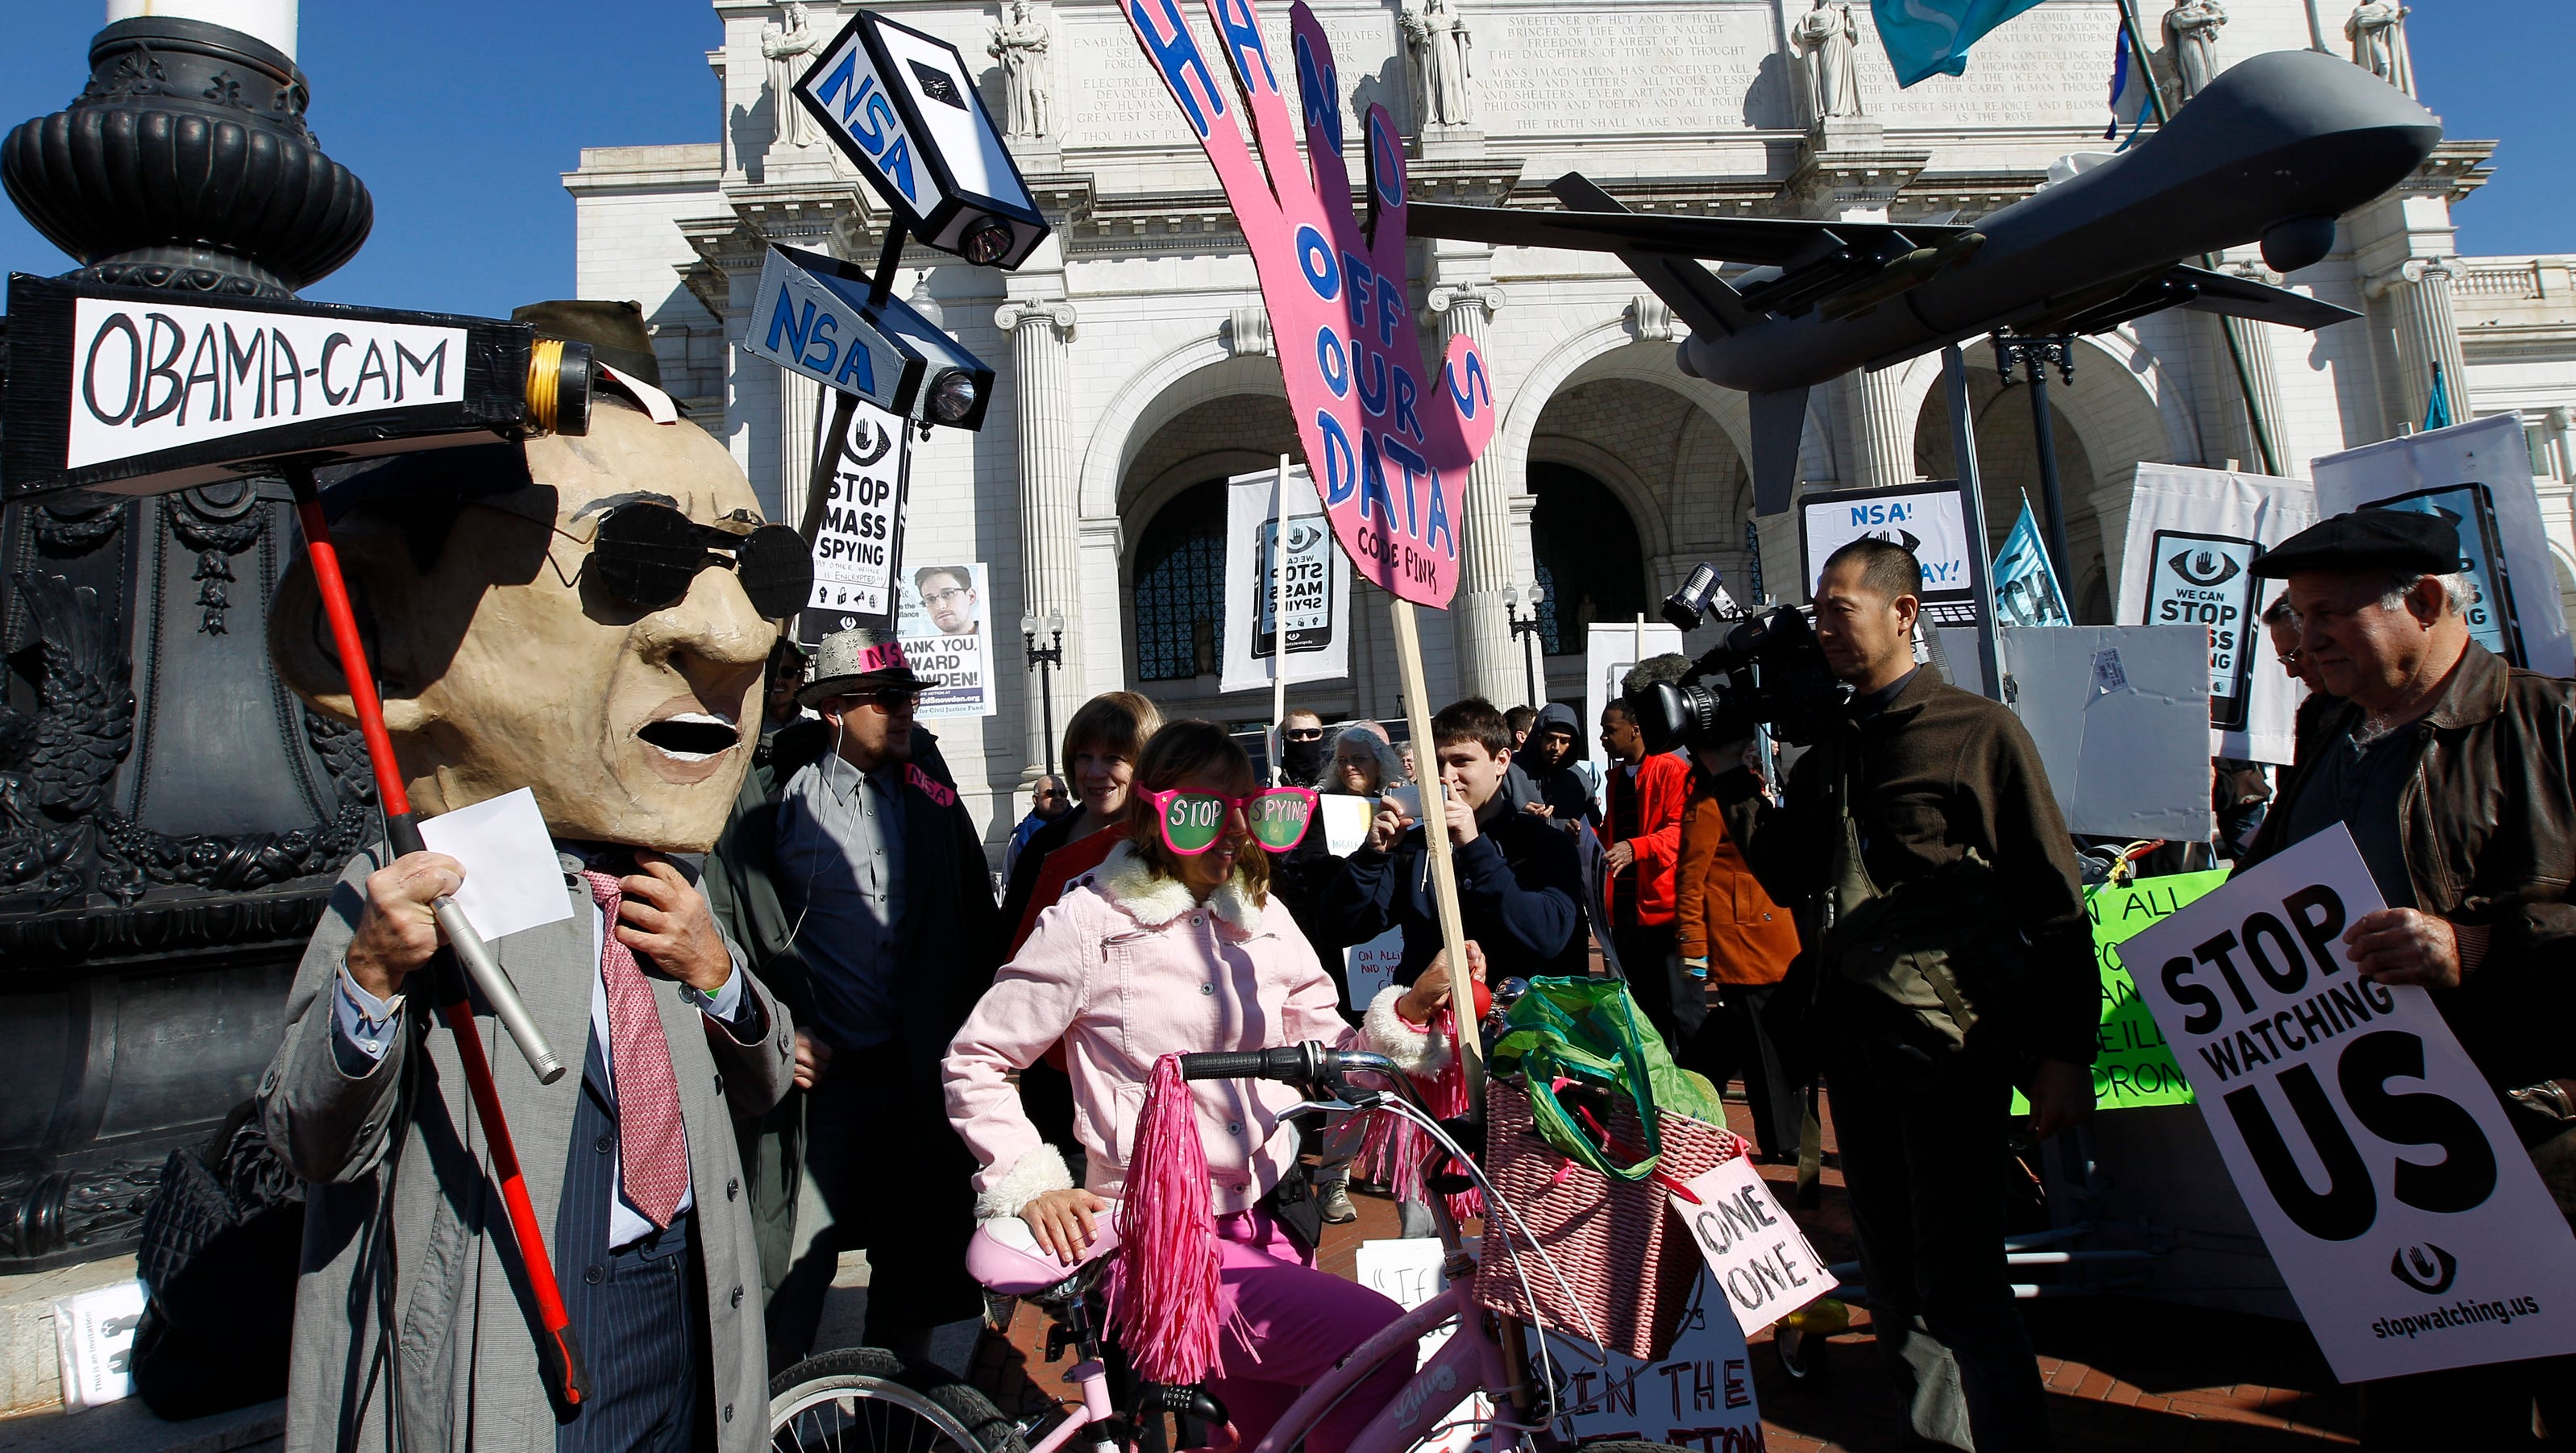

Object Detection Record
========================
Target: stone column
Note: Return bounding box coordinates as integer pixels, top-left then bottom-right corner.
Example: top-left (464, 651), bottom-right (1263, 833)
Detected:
top-left (1427, 281), bottom-right (1523, 705)
top-left (2210, 257), bottom-right (2291, 472)
top-left (996, 297), bottom-right (1082, 770)
top-left (2549, 405), bottom-right (2576, 486)
top-left (778, 371), bottom-right (822, 529)
top-left (2377, 258), bottom-right (2474, 430)
top-left (1837, 366), bottom-right (1916, 490)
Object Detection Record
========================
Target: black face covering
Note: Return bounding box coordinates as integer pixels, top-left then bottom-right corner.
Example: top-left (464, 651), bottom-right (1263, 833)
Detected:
top-left (1280, 733), bottom-right (1327, 785)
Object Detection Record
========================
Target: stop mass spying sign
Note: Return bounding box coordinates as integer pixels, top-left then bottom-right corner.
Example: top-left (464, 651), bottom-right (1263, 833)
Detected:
top-left (1, 275), bottom-right (561, 501)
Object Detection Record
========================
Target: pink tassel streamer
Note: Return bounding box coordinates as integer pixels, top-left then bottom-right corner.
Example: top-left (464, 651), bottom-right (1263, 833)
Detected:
top-left (1113, 1053), bottom-right (1224, 1385)
top-left (1352, 1011), bottom-right (1482, 1221)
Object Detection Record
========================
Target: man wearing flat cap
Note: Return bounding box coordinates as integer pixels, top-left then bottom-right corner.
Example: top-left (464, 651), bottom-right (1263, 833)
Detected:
top-left (2242, 507), bottom-right (2576, 1447)
top-left (707, 627), bottom-right (999, 1367)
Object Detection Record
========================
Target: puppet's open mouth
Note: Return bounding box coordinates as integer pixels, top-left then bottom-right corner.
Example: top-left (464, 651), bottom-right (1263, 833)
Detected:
top-left (636, 712), bottom-right (739, 762)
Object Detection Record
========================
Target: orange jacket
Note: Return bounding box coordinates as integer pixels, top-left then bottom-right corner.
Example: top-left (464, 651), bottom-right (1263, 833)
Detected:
top-left (1602, 752), bottom-right (1689, 927)
top-left (1674, 771), bottom-right (1800, 986)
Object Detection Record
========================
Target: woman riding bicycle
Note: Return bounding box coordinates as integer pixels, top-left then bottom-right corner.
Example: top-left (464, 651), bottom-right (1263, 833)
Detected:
top-left (945, 720), bottom-right (1481, 1453)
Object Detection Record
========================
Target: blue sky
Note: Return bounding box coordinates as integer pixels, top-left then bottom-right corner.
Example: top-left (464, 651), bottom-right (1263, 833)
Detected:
top-left (0, 1), bottom-right (2565, 318)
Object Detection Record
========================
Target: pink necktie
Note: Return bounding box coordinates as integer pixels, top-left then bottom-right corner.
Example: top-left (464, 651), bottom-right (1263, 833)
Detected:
top-left (584, 870), bottom-right (690, 1228)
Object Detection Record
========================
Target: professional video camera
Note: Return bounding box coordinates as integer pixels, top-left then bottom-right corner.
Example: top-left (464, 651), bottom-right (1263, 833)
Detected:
top-left (1627, 563), bottom-right (1851, 751)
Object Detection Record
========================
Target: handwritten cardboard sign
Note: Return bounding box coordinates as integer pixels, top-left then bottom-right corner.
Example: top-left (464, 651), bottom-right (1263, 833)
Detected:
top-left (1119, 0), bottom-right (1496, 606)
top-left (1675, 1157), bottom-right (1830, 1335)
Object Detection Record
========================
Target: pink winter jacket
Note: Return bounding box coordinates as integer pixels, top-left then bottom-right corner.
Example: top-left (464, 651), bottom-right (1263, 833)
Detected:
top-left (945, 841), bottom-right (1452, 1218)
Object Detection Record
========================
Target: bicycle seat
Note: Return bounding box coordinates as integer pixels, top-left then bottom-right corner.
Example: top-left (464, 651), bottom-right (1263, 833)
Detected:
top-left (968, 1212), bottom-right (1124, 1296)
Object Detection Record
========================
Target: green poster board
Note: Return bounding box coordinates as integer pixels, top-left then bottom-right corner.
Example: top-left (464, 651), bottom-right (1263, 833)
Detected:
top-left (2016, 867), bottom-right (2230, 1112)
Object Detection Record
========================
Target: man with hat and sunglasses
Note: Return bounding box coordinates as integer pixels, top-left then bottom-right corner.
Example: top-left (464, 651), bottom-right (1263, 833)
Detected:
top-left (712, 627), bottom-right (1002, 1368)
top-left (2241, 507), bottom-right (2576, 1447)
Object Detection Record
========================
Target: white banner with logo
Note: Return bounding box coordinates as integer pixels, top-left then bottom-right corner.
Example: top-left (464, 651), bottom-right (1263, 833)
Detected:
top-left (2312, 413), bottom-right (2575, 680)
top-left (2121, 828), bottom-right (2576, 1382)
top-left (1219, 466), bottom-right (1352, 694)
top-left (895, 561), bottom-right (995, 719)
top-left (804, 396), bottom-right (910, 627)
top-left (2117, 464), bottom-right (2317, 765)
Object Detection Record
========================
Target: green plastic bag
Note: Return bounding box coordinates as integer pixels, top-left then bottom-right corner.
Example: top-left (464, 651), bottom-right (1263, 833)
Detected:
top-left (1487, 976), bottom-right (1726, 1183)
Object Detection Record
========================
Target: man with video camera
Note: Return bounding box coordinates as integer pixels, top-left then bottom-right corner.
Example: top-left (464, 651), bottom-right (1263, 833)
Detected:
top-left (1673, 538), bottom-right (2096, 1451)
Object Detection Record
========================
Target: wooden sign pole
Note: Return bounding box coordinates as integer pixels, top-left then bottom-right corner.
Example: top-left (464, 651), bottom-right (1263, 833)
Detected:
top-left (1271, 455), bottom-right (1290, 779)
top-left (1389, 597), bottom-right (1486, 1101)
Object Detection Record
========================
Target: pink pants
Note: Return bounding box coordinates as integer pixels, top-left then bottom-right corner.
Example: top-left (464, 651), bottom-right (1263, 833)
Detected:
top-left (1208, 1210), bottom-right (1416, 1453)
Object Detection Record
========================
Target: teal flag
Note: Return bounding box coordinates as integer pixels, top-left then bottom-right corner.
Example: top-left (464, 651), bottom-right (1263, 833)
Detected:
top-left (1991, 499), bottom-right (2070, 627)
top-left (1871, 0), bottom-right (2052, 86)
top-left (2423, 363), bottom-right (2453, 430)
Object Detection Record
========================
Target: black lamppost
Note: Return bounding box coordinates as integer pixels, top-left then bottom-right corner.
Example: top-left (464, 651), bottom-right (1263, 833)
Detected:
top-left (1993, 334), bottom-right (2079, 585)
top-left (1021, 610), bottom-right (1066, 777)
top-left (1502, 583), bottom-right (1547, 707)
top-left (0, 8), bottom-right (382, 1268)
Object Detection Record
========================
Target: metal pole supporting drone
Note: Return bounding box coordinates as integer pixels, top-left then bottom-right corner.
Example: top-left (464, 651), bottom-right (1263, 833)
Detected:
top-left (282, 459), bottom-right (590, 1409)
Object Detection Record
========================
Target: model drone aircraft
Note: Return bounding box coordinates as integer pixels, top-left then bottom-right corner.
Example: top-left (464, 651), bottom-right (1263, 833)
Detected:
top-left (1410, 48), bottom-right (2443, 514)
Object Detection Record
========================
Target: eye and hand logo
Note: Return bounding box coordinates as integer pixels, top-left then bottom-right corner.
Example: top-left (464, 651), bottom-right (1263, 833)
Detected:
top-left (2389, 1241), bottom-right (2459, 1295)
top-left (1121, 0), bottom-right (1497, 608)
top-left (2168, 547), bottom-right (2244, 588)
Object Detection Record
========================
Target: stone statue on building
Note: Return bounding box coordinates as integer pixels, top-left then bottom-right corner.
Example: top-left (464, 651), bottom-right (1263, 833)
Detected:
top-left (1402, 0), bottom-right (1475, 129)
top-left (2162, 0), bottom-right (2225, 103)
top-left (2345, 2), bottom-right (2415, 96)
top-left (989, 0), bottom-right (1056, 140)
top-left (763, 2), bottom-right (823, 150)
top-left (1789, 0), bottom-right (1865, 122)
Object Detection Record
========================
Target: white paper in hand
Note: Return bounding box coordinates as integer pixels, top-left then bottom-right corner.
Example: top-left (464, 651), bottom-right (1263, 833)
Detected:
top-left (1320, 795), bottom-right (1374, 857)
top-left (417, 787), bottom-right (576, 943)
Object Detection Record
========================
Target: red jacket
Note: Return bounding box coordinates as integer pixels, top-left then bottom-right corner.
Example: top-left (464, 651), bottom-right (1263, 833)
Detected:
top-left (1603, 752), bottom-right (1689, 928)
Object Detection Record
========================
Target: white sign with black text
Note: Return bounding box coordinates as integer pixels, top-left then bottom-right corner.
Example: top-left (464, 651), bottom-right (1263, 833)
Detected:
top-left (895, 561), bottom-right (996, 719)
top-left (1676, 1156), bottom-right (1831, 1335)
top-left (805, 397), bottom-right (910, 625)
top-left (2121, 828), bottom-right (2576, 1381)
top-left (2117, 465), bottom-right (2318, 766)
top-left (66, 297), bottom-right (465, 469)
top-left (1219, 467), bottom-right (1352, 694)
top-left (1344, 927), bottom-right (1404, 1012)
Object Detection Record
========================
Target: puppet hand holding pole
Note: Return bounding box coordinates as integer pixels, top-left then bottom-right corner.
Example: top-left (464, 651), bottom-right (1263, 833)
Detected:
top-left (347, 852), bottom-right (466, 1001)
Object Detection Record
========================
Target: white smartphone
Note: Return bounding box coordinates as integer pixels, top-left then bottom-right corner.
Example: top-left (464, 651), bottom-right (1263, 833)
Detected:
top-left (1386, 783), bottom-right (1423, 820)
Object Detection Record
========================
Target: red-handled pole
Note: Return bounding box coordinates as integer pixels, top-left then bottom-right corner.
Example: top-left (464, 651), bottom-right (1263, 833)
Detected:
top-left (284, 461), bottom-right (590, 1409)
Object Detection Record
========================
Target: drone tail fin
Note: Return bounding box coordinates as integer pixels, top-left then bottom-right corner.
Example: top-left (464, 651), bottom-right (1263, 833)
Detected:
top-left (1749, 386), bottom-right (1810, 517)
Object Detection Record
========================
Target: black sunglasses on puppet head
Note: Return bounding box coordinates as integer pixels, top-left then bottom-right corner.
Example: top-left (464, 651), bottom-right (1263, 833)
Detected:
top-left (268, 305), bottom-right (786, 853)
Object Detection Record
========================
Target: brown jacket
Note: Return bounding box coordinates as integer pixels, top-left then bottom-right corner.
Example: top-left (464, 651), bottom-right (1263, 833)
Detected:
top-left (1734, 669), bottom-right (2098, 1065)
top-left (2245, 641), bottom-right (2576, 1095)
top-left (1675, 770), bottom-right (1801, 986)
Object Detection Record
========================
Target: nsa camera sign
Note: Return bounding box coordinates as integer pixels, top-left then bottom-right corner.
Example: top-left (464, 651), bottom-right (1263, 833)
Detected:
top-left (795, 10), bottom-right (1050, 269)
top-left (1797, 480), bottom-right (1985, 626)
top-left (744, 245), bottom-right (994, 430)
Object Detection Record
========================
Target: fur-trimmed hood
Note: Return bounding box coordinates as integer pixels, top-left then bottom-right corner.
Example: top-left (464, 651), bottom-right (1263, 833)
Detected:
top-left (1086, 839), bottom-right (1265, 936)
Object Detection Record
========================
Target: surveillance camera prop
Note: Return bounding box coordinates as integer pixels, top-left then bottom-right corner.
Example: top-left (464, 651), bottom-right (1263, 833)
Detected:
top-left (795, 9), bottom-right (1051, 270)
top-left (0, 273), bottom-right (592, 501)
top-left (747, 243), bottom-right (995, 431)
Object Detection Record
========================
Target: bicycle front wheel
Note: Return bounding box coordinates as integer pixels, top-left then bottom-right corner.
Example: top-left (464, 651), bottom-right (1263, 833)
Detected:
top-left (769, 1347), bottom-right (1031, 1453)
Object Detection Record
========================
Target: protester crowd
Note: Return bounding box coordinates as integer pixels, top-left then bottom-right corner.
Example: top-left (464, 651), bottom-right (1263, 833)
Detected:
top-left (256, 504), bottom-right (2575, 1453)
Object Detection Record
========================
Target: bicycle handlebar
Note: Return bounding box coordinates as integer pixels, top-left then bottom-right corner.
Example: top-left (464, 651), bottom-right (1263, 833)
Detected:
top-left (1176, 1044), bottom-right (1422, 1115)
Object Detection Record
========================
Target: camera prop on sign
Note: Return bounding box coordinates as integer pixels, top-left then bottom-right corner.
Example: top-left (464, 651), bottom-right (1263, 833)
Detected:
top-left (1121, 0), bottom-right (1496, 608)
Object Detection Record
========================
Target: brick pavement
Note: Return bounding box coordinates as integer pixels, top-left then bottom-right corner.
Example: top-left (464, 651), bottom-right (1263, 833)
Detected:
top-left (969, 1088), bottom-right (2358, 1452)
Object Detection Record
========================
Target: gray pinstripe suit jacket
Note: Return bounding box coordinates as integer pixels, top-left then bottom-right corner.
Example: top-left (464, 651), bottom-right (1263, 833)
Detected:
top-left (260, 849), bottom-right (796, 1453)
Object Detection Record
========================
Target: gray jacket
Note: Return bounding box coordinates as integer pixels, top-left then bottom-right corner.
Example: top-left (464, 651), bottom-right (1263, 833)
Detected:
top-left (260, 849), bottom-right (796, 1453)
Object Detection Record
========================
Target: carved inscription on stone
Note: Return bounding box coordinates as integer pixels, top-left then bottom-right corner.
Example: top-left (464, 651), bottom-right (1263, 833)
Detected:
top-left (1483, 7), bottom-right (1781, 134)
top-left (1062, 10), bottom-right (1395, 150)
top-left (1858, 1), bottom-right (2123, 127)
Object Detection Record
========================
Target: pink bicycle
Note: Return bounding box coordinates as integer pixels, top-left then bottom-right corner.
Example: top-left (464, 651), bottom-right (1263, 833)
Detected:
top-left (767, 1038), bottom-right (1682, 1453)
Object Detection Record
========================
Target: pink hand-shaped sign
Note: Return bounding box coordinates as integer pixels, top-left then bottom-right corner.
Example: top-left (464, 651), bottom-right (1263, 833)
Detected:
top-left (1123, 0), bottom-right (1498, 608)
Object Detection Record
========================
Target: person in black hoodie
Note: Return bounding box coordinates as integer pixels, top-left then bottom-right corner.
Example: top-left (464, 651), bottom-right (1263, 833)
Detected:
top-left (1519, 701), bottom-right (1598, 828)
top-left (1327, 697), bottom-right (1589, 984)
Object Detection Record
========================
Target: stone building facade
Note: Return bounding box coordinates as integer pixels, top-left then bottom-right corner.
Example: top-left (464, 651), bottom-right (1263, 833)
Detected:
top-left (567, 0), bottom-right (2576, 848)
